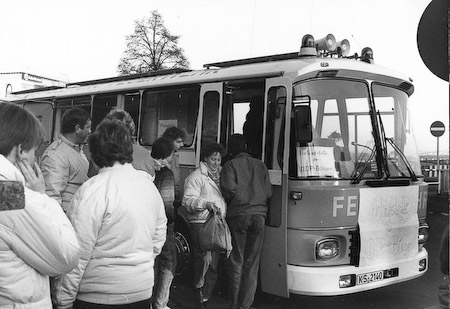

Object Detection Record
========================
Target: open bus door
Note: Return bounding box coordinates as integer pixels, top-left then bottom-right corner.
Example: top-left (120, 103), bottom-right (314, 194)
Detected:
top-left (260, 77), bottom-right (291, 297)
top-left (197, 82), bottom-right (223, 165)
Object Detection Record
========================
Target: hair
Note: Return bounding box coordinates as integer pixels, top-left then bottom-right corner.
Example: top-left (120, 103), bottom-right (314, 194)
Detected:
top-left (104, 109), bottom-right (136, 136)
top-left (151, 137), bottom-right (173, 160)
top-left (0, 103), bottom-right (45, 156)
top-left (227, 134), bottom-right (247, 158)
top-left (201, 143), bottom-right (224, 162)
top-left (162, 126), bottom-right (185, 142)
top-left (61, 107), bottom-right (90, 134)
top-left (88, 119), bottom-right (133, 168)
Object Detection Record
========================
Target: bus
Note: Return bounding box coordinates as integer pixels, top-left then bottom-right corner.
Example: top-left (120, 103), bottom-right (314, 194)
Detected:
top-left (3, 33), bottom-right (429, 297)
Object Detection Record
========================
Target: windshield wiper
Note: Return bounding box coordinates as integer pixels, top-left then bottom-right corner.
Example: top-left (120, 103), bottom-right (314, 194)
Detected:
top-left (350, 145), bottom-right (376, 184)
top-left (378, 111), bottom-right (417, 181)
top-left (386, 137), bottom-right (418, 181)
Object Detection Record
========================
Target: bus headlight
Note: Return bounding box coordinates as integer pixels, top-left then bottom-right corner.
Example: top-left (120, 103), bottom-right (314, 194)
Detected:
top-left (418, 223), bottom-right (429, 250)
top-left (316, 237), bottom-right (339, 260)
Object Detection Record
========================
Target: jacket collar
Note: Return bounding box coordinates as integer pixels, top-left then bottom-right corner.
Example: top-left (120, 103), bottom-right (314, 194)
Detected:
top-left (59, 133), bottom-right (84, 152)
top-left (234, 152), bottom-right (251, 159)
top-left (199, 161), bottom-right (222, 176)
top-left (0, 154), bottom-right (25, 184)
top-left (199, 161), bottom-right (222, 193)
top-left (98, 162), bottom-right (134, 174)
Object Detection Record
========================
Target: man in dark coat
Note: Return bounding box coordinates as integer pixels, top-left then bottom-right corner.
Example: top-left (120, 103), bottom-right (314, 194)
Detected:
top-left (220, 134), bottom-right (272, 309)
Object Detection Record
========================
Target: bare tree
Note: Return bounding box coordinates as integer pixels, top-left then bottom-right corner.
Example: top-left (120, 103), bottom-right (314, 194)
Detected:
top-left (118, 10), bottom-right (189, 75)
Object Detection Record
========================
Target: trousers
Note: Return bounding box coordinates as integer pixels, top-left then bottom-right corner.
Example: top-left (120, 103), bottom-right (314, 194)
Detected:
top-left (153, 223), bottom-right (177, 309)
top-left (227, 215), bottom-right (265, 309)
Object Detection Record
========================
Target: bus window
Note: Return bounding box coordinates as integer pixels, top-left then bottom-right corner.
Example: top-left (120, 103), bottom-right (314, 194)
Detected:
top-left (140, 86), bottom-right (199, 146)
top-left (54, 96), bottom-right (91, 140)
top-left (372, 83), bottom-right (421, 176)
top-left (265, 86), bottom-right (286, 227)
top-left (293, 79), bottom-right (372, 179)
top-left (23, 102), bottom-right (53, 144)
top-left (201, 91), bottom-right (220, 145)
top-left (92, 94), bottom-right (117, 129)
top-left (123, 92), bottom-right (141, 139)
top-left (23, 102), bottom-right (54, 164)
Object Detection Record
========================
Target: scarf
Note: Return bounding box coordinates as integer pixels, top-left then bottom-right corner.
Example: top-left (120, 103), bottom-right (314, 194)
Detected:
top-left (153, 158), bottom-right (171, 171)
top-left (206, 165), bottom-right (220, 187)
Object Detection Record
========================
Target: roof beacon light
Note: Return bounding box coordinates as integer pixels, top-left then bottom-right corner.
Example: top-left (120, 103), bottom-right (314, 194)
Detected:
top-left (361, 47), bottom-right (374, 63)
top-left (336, 39), bottom-right (350, 56)
top-left (299, 34), bottom-right (318, 57)
top-left (316, 34), bottom-right (337, 52)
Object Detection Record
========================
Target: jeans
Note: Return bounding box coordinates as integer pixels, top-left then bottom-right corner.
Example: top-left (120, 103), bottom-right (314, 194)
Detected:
top-left (153, 223), bottom-right (177, 309)
top-left (189, 222), bottom-right (220, 301)
top-left (227, 215), bottom-right (265, 309)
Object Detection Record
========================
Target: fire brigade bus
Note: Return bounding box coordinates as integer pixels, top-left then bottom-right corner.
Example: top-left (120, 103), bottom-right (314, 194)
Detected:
top-left (3, 33), bottom-right (429, 297)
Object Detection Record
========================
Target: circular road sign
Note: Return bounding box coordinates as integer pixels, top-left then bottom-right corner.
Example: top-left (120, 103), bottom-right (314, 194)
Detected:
top-left (430, 121), bottom-right (445, 137)
top-left (417, 0), bottom-right (448, 82)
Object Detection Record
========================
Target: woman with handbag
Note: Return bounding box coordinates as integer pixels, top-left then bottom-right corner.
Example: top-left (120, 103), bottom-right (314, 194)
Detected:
top-left (182, 143), bottom-right (227, 309)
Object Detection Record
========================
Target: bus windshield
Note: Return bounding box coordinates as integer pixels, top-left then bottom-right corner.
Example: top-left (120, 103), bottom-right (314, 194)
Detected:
top-left (291, 78), bottom-right (421, 180)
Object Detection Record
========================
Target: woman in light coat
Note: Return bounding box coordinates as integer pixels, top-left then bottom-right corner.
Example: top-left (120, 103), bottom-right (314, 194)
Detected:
top-left (0, 103), bottom-right (79, 308)
top-left (53, 119), bottom-right (167, 309)
top-left (182, 143), bottom-right (226, 309)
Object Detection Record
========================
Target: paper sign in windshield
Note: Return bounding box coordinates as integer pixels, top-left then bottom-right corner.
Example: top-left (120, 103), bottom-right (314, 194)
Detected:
top-left (297, 146), bottom-right (338, 177)
top-left (358, 186), bottom-right (419, 267)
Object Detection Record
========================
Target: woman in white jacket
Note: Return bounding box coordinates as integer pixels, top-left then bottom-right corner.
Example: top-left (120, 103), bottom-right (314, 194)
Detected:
top-left (182, 143), bottom-right (226, 309)
top-left (53, 119), bottom-right (167, 309)
top-left (0, 103), bottom-right (80, 308)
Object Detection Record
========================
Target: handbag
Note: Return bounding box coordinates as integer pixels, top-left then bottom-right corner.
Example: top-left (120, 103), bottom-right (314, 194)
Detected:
top-left (199, 209), bottom-right (232, 256)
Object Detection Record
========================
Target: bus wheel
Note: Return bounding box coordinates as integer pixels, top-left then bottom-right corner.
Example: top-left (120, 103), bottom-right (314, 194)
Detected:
top-left (174, 229), bottom-right (192, 275)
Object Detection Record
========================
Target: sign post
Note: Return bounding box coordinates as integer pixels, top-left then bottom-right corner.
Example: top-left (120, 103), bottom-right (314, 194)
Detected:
top-left (430, 121), bottom-right (445, 194)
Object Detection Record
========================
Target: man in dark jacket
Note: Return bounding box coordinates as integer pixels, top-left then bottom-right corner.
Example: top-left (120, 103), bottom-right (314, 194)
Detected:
top-left (220, 134), bottom-right (272, 309)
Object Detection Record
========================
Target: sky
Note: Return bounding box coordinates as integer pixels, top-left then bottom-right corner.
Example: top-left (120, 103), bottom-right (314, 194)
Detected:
top-left (0, 0), bottom-right (447, 154)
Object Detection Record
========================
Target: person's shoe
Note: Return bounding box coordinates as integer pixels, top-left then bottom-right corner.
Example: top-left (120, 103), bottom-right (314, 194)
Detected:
top-left (193, 287), bottom-right (203, 303)
top-left (197, 301), bottom-right (207, 309)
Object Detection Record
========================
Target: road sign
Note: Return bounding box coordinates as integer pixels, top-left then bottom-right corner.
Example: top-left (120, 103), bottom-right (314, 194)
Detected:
top-left (430, 121), bottom-right (445, 137)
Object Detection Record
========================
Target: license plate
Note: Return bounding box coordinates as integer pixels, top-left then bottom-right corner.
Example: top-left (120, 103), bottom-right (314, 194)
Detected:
top-left (357, 271), bottom-right (384, 285)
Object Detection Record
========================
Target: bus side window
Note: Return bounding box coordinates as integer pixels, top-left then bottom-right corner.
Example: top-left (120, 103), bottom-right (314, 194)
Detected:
top-left (92, 94), bottom-right (117, 129)
top-left (139, 87), bottom-right (199, 146)
top-left (201, 91), bottom-right (220, 145)
top-left (265, 86), bottom-right (286, 228)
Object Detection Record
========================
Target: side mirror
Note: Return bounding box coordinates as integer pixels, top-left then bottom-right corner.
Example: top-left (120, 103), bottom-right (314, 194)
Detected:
top-left (293, 96), bottom-right (312, 143)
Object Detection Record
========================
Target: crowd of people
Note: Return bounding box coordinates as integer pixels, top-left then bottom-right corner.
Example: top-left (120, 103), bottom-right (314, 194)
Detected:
top-left (0, 103), bottom-right (272, 309)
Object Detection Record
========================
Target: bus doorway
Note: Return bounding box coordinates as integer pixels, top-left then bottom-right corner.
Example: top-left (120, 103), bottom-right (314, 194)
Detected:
top-left (222, 77), bottom-right (291, 297)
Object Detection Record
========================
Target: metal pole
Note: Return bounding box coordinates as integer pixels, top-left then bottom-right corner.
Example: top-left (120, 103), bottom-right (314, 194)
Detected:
top-left (437, 136), bottom-right (441, 194)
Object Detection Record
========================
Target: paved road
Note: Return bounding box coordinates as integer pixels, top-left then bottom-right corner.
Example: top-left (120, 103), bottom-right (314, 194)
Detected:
top-left (167, 191), bottom-right (449, 309)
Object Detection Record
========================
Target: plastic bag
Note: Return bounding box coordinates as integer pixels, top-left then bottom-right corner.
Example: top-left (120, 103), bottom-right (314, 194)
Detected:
top-left (199, 210), bottom-right (232, 257)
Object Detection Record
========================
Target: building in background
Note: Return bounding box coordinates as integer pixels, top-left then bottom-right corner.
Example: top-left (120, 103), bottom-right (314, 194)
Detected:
top-left (0, 72), bottom-right (66, 98)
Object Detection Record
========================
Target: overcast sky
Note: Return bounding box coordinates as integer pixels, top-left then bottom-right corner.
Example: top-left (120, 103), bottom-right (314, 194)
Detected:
top-left (0, 0), bottom-right (447, 154)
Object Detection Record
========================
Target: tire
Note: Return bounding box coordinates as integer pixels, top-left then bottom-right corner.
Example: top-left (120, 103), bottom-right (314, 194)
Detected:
top-left (174, 221), bottom-right (193, 276)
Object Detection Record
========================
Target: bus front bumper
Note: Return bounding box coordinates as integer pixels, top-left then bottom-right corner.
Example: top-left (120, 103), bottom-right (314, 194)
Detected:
top-left (287, 248), bottom-right (428, 296)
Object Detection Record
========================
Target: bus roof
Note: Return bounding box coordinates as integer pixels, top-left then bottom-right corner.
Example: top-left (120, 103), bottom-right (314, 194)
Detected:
top-left (5, 54), bottom-right (414, 102)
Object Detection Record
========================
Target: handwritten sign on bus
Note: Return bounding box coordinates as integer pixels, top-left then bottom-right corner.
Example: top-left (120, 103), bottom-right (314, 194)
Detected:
top-left (296, 146), bottom-right (338, 178)
top-left (358, 186), bottom-right (419, 267)
top-left (158, 119), bottom-right (178, 137)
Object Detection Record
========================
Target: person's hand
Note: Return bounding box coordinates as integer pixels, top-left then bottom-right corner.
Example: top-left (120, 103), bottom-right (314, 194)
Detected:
top-left (206, 201), bottom-right (221, 215)
top-left (16, 160), bottom-right (45, 194)
top-left (205, 202), bottom-right (215, 212)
